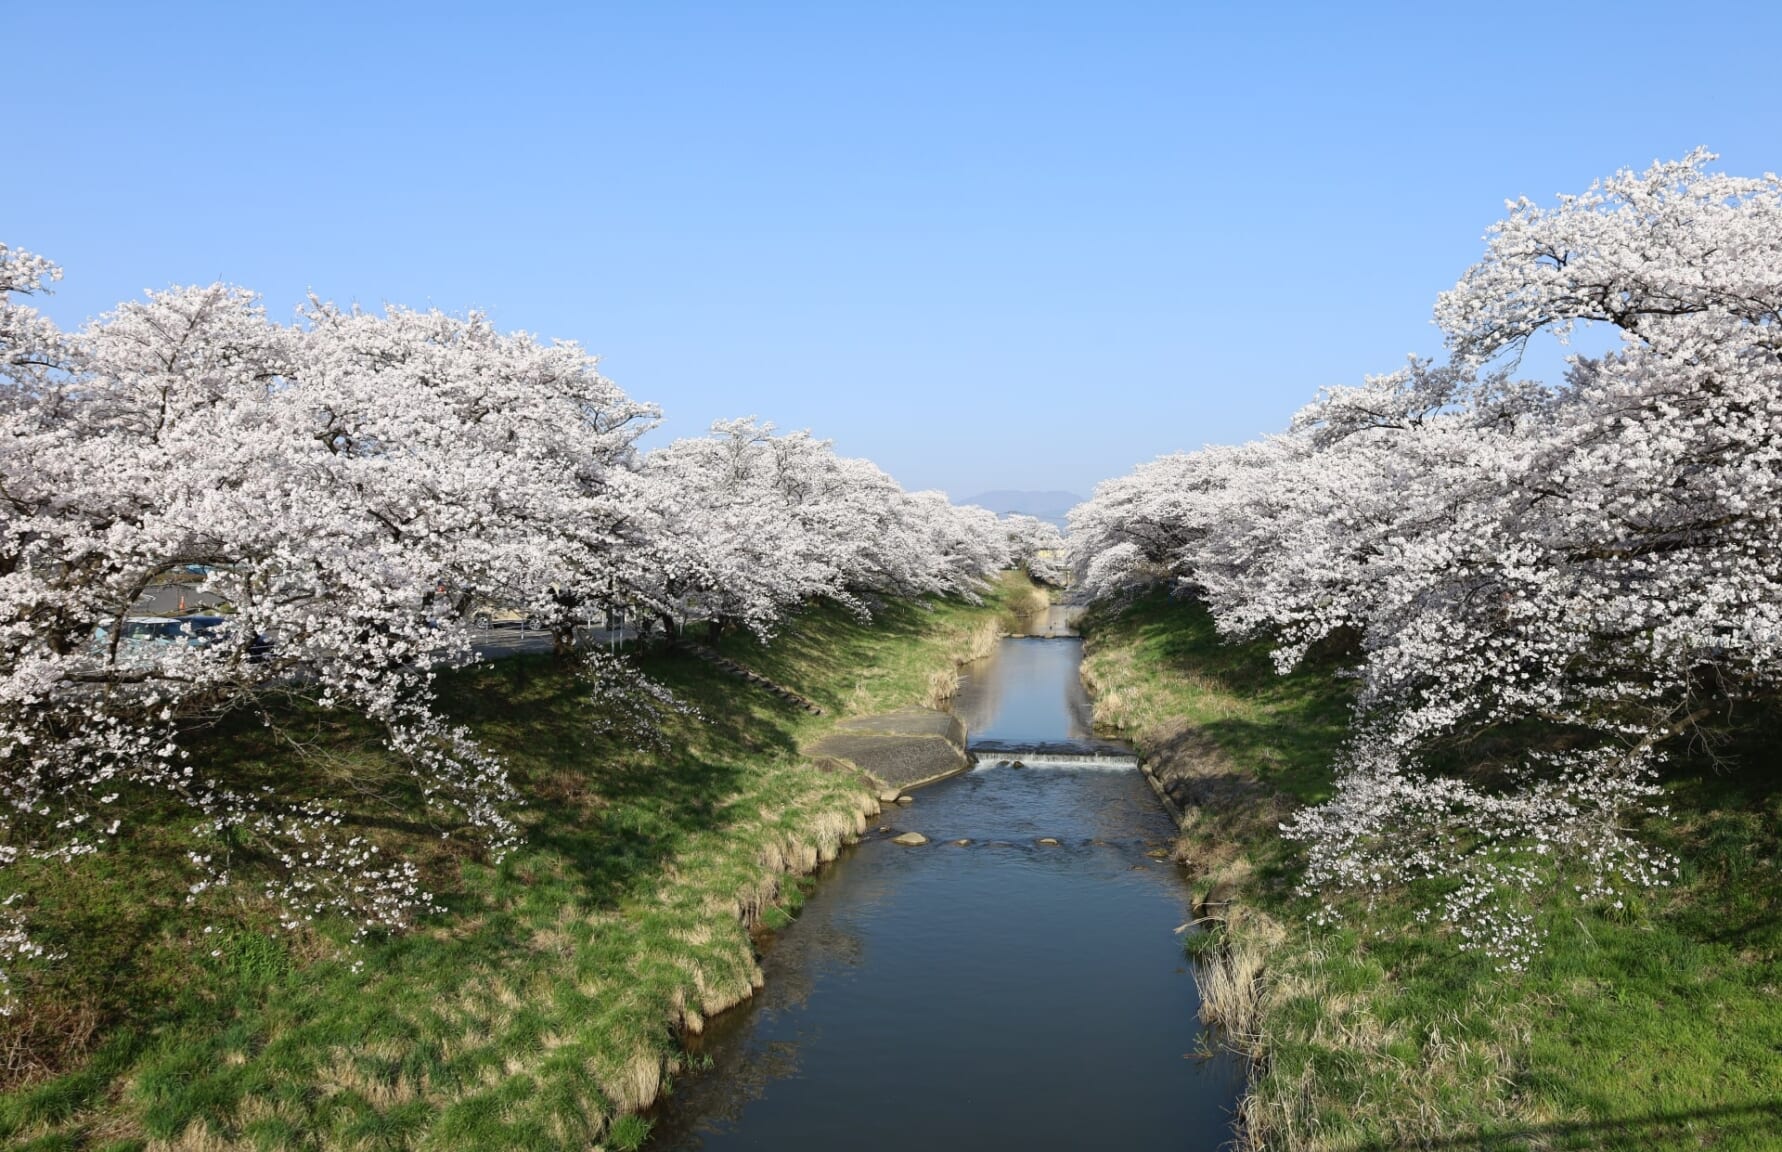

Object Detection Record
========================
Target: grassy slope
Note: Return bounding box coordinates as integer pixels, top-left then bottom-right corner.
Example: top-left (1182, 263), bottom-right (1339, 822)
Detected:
top-left (1, 576), bottom-right (1031, 1152)
top-left (1080, 589), bottom-right (1782, 1152)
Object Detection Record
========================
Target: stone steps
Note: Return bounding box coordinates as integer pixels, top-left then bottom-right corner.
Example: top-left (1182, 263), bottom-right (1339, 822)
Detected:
top-left (674, 642), bottom-right (825, 715)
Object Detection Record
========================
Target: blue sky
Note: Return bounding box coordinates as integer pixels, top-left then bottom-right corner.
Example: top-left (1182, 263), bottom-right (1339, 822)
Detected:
top-left (8, 2), bottom-right (1779, 499)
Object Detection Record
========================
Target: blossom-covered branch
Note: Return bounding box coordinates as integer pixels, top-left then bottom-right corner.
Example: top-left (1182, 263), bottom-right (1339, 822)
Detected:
top-left (1070, 151), bottom-right (1782, 963)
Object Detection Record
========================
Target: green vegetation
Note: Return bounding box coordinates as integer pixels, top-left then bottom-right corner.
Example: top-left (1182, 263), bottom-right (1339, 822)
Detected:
top-left (0, 576), bottom-right (1030, 1151)
top-left (1080, 588), bottom-right (1782, 1152)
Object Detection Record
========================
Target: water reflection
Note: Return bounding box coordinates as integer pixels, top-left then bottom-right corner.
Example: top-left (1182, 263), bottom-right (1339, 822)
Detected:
top-left (951, 637), bottom-right (1095, 744)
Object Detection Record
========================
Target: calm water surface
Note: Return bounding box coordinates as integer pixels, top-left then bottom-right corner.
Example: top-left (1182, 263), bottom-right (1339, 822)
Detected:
top-left (951, 636), bottom-right (1095, 744)
top-left (648, 638), bottom-right (1242, 1151)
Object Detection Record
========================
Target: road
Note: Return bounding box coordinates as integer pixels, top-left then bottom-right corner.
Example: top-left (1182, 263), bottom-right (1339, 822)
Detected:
top-left (470, 624), bottom-right (638, 661)
top-left (129, 584), bottom-right (638, 663)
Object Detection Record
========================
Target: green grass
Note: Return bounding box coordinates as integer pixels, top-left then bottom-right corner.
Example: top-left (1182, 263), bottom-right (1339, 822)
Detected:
top-left (0, 575), bottom-right (1031, 1151)
top-left (1080, 588), bottom-right (1350, 803)
top-left (1079, 589), bottom-right (1782, 1152)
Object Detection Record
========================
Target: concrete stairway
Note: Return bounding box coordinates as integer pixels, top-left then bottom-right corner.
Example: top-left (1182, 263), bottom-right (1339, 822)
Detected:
top-left (674, 642), bottom-right (826, 715)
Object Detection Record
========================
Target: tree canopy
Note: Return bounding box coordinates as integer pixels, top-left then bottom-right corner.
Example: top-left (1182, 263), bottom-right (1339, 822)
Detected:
top-left (0, 250), bottom-right (1013, 1009)
top-left (1070, 151), bottom-right (1782, 965)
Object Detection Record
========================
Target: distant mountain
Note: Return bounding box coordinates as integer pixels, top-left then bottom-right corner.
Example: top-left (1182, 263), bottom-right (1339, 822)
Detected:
top-left (960, 489), bottom-right (1083, 528)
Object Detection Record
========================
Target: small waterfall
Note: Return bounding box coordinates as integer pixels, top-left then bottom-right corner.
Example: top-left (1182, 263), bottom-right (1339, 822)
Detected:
top-left (967, 738), bottom-right (1140, 771)
top-left (976, 754), bottom-right (1140, 770)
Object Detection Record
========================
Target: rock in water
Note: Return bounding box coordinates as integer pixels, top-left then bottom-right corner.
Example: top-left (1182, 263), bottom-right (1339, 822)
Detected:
top-left (892, 832), bottom-right (928, 846)
top-left (894, 795), bottom-right (914, 806)
top-left (1037, 837), bottom-right (1061, 846)
top-left (877, 790), bottom-right (902, 804)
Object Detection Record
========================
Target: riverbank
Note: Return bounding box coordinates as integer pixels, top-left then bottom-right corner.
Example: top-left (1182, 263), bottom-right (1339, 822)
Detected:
top-left (0, 578), bottom-right (1032, 1151)
top-left (1079, 589), bottom-right (1782, 1152)
top-left (647, 620), bottom-right (1239, 1150)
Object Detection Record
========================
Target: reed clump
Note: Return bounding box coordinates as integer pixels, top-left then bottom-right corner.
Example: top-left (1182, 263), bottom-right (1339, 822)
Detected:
top-left (920, 613), bottom-right (1003, 709)
top-left (1191, 905), bottom-right (1278, 1049)
top-left (1010, 581), bottom-right (1051, 621)
top-left (958, 617), bottom-right (1001, 663)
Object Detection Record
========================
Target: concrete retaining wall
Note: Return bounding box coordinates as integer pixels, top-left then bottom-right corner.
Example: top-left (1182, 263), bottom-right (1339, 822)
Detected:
top-left (809, 708), bottom-right (972, 792)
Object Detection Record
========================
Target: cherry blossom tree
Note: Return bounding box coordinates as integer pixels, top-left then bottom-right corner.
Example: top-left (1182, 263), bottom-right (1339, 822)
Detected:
top-left (1, 264), bottom-right (659, 1006)
top-left (1, 250), bottom-right (1014, 1008)
top-left (1073, 151), bottom-right (1782, 963)
top-left (1000, 514), bottom-right (1067, 585)
top-left (637, 419), bottom-right (1007, 638)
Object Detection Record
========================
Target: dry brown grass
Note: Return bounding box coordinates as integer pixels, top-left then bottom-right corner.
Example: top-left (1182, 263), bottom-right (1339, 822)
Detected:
top-left (1239, 965), bottom-right (1536, 1152)
top-left (958, 617), bottom-right (1001, 663)
top-left (1195, 937), bottom-right (1268, 1041)
top-left (0, 998), bottom-right (100, 1091)
top-left (595, 1050), bottom-right (663, 1115)
top-left (1008, 582), bottom-right (1051, 622)
top-left (916, 616), bottom-right (1000, 709)
top-left (149, 1119), bottom-right (248, 1152)
top-left (923, 665), bottom-right (961, 709)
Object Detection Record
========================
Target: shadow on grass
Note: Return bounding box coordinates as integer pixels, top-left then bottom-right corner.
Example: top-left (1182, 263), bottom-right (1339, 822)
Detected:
top-left (1, 637), bottom-right (831, 1109)
top-left (435, 648), bottom-right (814, 910)
top-left (1357, 1099), bottom-right (1782, 1151)
top-left (1083, 588), bottom-right (1352, 804)
top-left (703, 597), bottom-right (941, 714)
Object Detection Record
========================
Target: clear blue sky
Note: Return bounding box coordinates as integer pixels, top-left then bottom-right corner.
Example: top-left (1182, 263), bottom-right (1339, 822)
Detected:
top-left (8, 2), bottom-right (1778, 500)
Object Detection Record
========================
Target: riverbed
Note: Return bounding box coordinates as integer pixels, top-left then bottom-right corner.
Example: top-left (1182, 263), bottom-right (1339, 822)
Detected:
top-left (647, 636), bottom-right (1242, 1150)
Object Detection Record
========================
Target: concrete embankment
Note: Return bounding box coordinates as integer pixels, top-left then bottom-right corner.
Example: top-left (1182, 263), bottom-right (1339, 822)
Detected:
top-left (809, 707), bottom-right (972, 793)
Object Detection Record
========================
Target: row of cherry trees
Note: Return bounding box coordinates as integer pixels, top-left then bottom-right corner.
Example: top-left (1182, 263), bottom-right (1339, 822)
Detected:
top-left (1071, 151), bottom-right (1782, 965)
top-left (0, 250), bottom-right (1013, 1008)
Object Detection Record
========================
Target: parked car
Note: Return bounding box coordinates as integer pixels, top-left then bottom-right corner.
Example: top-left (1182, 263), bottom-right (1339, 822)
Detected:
top-left (89, 615), bottom-right (271, 666)
top-left (470, 603), bottom-right (542, 630)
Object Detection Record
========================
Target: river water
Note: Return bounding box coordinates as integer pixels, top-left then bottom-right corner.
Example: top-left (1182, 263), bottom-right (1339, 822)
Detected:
top-left (647, 637), bottom-right (1243, 1150)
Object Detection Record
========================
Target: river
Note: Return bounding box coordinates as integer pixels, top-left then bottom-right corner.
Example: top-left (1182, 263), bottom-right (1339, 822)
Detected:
top-left (647, 634), bottom-right (1243, 1150)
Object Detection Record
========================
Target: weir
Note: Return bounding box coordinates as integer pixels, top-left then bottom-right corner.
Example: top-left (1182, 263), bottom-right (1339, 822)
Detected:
top-left (968, 738), bottom-right (1142, 770)
top-left (972, 752), bottom-right (1142, 769)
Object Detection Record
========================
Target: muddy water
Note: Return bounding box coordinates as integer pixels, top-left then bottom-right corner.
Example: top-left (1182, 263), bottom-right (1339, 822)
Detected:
top-left (647, 638), bottom-right (1243, 1151)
